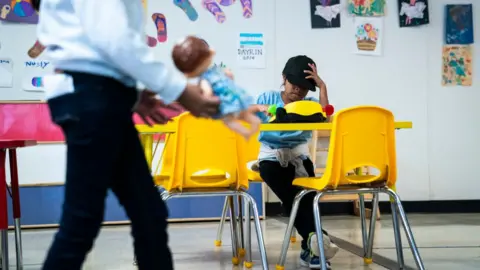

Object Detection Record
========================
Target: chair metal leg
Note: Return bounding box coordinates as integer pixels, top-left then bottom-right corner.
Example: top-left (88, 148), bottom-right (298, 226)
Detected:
top-left (313, 192), bottom-right (328, 270)
top-left (227, 196), bottom-right (240, 265)
top-left (240, 192), bottom-right (269, 270)
top-left (276, 189), bottom-right (314, 269)
top-left (215, 197), bottom-right (229, 247)
top-left (390, 196), bottom-right (405, 268)
top-left (364, 193), bottom-right (380, 264)
top-left (237, 196), bottom-right (245, 257)
top-left (358, 194), bottom-right (368, 256)
top-left (386, 189), bottom-right (425, 270)
top-left (243, 194), bottom-right (253, 268)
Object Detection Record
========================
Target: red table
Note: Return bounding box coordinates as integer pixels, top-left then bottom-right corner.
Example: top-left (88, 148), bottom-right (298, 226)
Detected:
top-left (0, 140), bottom-right (36, 270)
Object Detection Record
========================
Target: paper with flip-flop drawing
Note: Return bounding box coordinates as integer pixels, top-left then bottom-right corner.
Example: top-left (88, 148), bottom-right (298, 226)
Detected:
top-left (310, 0), bottom-right (341, 29)
top-left (398, 0), bottom-right (429, 27)
top-left (442, 45), bottom-right (472, 87)
top-left (202, 0), bottom-right (252, 23)
top-left (0, 0), bottom-right (38, 24)
top-left (445, 4), bottom-right (473, 45)
top-left (348, 0), bottom-right (385, 16)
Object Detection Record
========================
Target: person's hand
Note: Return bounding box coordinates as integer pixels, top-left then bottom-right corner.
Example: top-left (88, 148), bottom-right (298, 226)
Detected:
top-left (177, 84), bottom-right (220, 118)
top-left (304, 63), bottom-right (326, 89)
top-left (134, 90), bottom-right (183, 126)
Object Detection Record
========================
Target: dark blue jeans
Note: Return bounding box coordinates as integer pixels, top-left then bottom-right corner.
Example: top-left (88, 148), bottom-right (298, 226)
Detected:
top-left (42, 72), bottom-right (172, 270)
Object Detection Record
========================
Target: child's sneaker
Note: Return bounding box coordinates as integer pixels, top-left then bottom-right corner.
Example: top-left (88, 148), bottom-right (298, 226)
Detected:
top-left (308, 232), bottom-right (339, 260)
top-left (299, 249), bottom-right (332, 269)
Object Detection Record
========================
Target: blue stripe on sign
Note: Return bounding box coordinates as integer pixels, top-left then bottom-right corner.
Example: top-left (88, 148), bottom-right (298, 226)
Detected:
top-left (239, 33), bottom-right (263, 38)
top-left (240, 41), bottom-right (264, 45)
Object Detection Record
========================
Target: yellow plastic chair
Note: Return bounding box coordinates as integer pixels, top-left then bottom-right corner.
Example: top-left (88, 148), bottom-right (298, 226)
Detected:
top-left (156, 113), bottom-right (268, 269)
top-left (275, 106), bottom-right (425, 270)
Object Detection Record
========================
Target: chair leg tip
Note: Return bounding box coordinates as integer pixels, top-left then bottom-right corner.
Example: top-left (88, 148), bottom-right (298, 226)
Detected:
top-left (239, 248), bottom-right (246, 257)
top-left (290, 236), bottom-right (297, 243)
top-left (232, 257), bottom-right (240, 265)
top-left (214, 240), bottom-right (222, 247)
top-left (244, 261), bottom-right (254, 268)
top-left (364, 257), bottom-right (373, 264)
top-left (275, 265), bottom-right (285, 270)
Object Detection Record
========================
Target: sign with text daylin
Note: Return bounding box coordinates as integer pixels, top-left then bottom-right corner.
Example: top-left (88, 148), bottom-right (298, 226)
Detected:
top-left (237, 33), bottom-right (265, 69)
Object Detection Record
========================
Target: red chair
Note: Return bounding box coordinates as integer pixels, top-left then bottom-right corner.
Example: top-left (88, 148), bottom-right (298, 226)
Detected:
top-left (0, 140), bottom-right (36, 270)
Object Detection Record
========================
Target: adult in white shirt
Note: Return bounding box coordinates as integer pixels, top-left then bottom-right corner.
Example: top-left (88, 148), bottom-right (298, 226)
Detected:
top-left (32, 1), bottom-right (219, 269)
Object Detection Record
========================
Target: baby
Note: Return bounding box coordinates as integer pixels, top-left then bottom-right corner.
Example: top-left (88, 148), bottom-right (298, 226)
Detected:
top-left (172, 35), bottom-right (262, 139)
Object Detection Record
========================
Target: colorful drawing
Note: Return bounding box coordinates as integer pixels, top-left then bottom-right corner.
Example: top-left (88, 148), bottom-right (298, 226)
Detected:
top-left (217, 0), bottom-right (235, 6)
top-left (442, 45), bottom-right (472, 86)
top-left (173, 0), bottom-right (198, 21)
top-left (146, 35), bottom-right (157, 47)
top-left (0, 0), bottom-right (38, 24)
top-left (152, 13), bottom-right (167, 43)
top-left (22, 59), bottom-right (53, 92)
top-left (398, 0), bottom-right (429, 27)
top-left (202, 0), bottom-right (226, 23)
top-left (240, 0), bottom-right (252, 18)
top-left (353, 17), bottom-right (383, 56)
top-left (27, 40), bottom-right (45, 59)
top-left (348, 0), bottom-right (385, 17)
top-left (310, 0), bottom-right (341, 29)
top-left (445, 4), bottom-right (473, 45)
top-left (31, 76), bottom-right (43, 87)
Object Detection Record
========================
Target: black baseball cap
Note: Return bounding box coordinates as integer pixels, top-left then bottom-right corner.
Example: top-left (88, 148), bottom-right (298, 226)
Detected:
top-left (282, 55), bottom-right (317, 91)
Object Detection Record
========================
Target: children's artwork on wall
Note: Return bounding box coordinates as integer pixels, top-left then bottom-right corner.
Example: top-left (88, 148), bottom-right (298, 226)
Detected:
top-left (173, 0), bottom-right (198, 21)
top-left (21, 59), bottom-right (54, 92)
top-left (239, 0), bottom-right (252, 18)
top-left (445, 4), bottom-right (474, 45)
top-left (398, 0), bottom-right (429, 27)
top-left (217, 0), bottom-right (235, 6)
top-left (0, 58), bottom-right (13, 88)
top-left (442, 45), bottom-right (472, 87)
top-left (310, 0), bottom-right (341, 29)
top-left (348, 0), bottom-right (385, 17)
top-left (27, 40), bottom-right (45, 58)
top-left (152, 13), bottom-right (167, 43)
top-left (203, 0), bottom-right (226, 23)
top-left (0, 0), bottom-right (38, 24)
top-left (353, 17), bottom-right (383, 56)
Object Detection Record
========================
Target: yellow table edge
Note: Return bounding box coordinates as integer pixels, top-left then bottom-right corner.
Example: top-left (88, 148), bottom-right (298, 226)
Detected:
top-left (136, 121), bottom-right (413, 134)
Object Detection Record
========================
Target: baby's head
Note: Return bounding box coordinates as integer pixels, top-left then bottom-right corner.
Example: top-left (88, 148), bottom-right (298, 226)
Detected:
top-left (172, 36), bottom-right (214, 77)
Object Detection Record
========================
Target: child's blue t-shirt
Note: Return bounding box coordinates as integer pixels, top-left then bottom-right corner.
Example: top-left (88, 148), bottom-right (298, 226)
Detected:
top-left (256, 91), bottom-right (319, 149)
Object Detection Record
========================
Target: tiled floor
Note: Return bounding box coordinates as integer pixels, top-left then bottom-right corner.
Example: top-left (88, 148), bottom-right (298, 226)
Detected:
top-left (5, 213), bottom-right (480, 269)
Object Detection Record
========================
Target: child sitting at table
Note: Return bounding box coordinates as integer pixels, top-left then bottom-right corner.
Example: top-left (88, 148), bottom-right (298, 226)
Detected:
top-left (255, 55), bottom-right (338, 269)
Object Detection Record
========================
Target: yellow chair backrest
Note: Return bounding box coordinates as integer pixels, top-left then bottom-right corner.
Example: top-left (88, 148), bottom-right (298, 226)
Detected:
top-left (245, 130), bottom-right (261, 162)
top-left (169, 112), bottom-right (249, 191)
top-left (323, 106), bottom-right (397, 189)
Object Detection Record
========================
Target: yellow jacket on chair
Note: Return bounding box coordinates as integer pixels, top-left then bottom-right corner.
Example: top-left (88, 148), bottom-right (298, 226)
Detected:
top-left (293, 105), bottom-right (397, 190)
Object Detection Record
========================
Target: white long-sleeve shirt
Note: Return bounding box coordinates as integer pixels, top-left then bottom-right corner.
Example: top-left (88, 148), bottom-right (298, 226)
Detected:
top-left (37, 0), bottom-right (186, 103)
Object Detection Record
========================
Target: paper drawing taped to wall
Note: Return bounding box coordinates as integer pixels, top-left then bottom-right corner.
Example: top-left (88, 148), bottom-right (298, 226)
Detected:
top-left (353, 17), bottom-right (383, 56)
top-left (0, 0), bottom-right (38, 24)
top-left (310, 0), bottom-right (341, 29)
top-left (27, 40), bottom-right (45, 59)
top-left (202, 0), bottom-right (252, 23)
top-left (152, 13), bottom-right (167, 43)
top-left (445, 4), bottom-right (474, 45)
top-left (398, 0), bottom-right (429, 27)
top-left (173, 0), bottom-right (198, 21)
top-left (0, 58), bottom-right (13, 88)
top-left (348, 0), bottom-right (385, 17)
top-left (22, 59), bottom-right (54, 92)
top-left (442, 45), bottom-right (472, 87)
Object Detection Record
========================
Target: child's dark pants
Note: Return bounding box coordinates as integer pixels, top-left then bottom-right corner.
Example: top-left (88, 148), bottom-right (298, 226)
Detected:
top-left (259, 158), bottom-right (328, 250)
top-left (42, 72), bottom-right (172, 270)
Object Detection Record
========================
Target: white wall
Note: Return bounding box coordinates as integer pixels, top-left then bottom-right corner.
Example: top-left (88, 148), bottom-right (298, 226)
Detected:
top-left (2, 0), bottom-right (480, 201)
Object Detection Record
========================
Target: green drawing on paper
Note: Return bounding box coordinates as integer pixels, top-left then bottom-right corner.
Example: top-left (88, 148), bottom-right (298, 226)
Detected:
top-left (348, 0), bottom-right (385, 16)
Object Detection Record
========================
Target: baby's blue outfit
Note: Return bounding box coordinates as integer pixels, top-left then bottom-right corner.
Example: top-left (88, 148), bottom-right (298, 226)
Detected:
top-left (256, 91), bottom-right (319, 161)
top-left (200, 66), bottom-right (254, 119)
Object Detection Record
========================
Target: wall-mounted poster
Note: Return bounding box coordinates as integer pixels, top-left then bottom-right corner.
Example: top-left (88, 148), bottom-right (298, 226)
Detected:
top-left (442, 45), bottom-right (472, 87)
top-left (353, 17), bottom-right (384, 56)
top-left (348, 0), bottom-right (385, 17)
top-left (398, 0), bottom-right (429, 27)
top-left (0, 0), bottom-right (38, 24)
top-left (445, 4), bottom-right (474, 45)
top-left (310, 0), bottom-right (341, 29)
